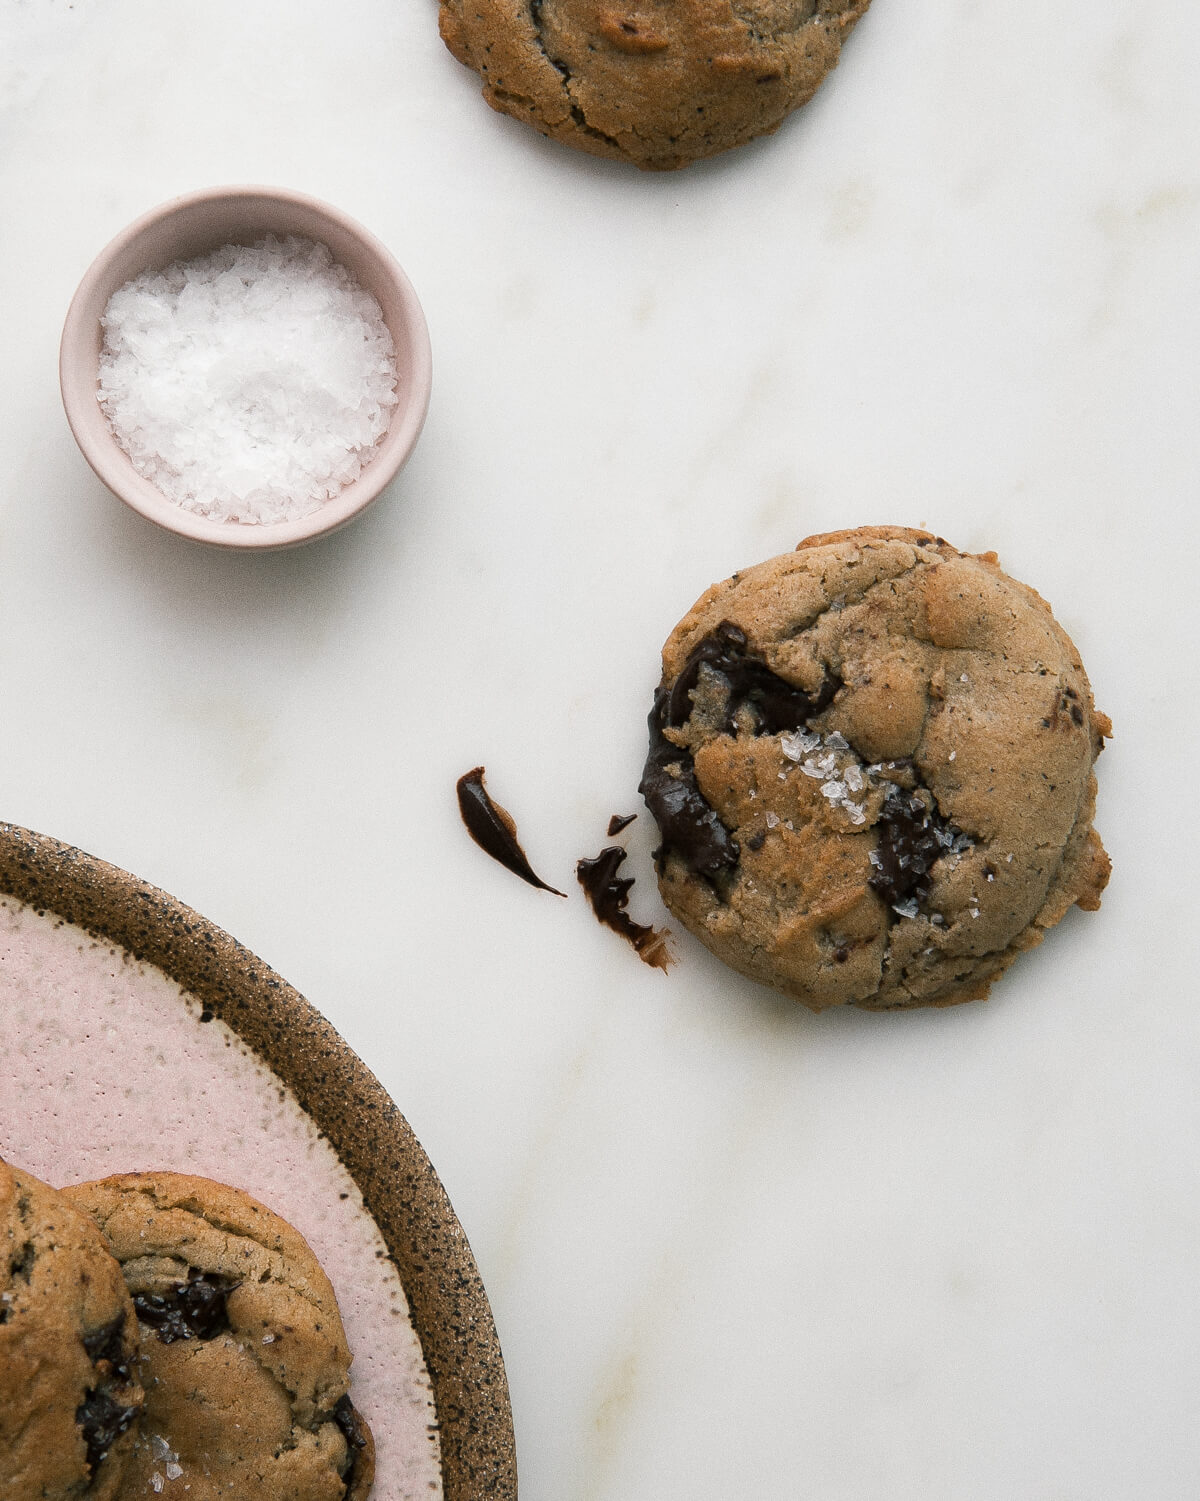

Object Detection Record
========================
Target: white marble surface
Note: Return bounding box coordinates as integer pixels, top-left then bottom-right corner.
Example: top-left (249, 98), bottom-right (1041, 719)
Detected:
top-left (2, 1), bottom-right (1198, 1496)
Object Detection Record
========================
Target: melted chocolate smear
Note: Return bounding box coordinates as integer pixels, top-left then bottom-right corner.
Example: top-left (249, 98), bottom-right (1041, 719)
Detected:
top-left (133, 1270), bottom-right (237, 1344)
top-left (577, 846), bottom-right (673, 972)
top-left (334, 1394), bottom-right (371, 1489)
top-left (640, 688), bottom-right (740, 880)
top-left (77, 1389), bottom-right (140, 1475)
top-left (82, 1314), bottom-right (132, 1381)
top-left (456, 766), bottom-right (567, 897)
top-left (868, 786), bottom-right (962, 907)
top-left (665, 621), bottom-right (839, 735)
top-left (640, 622), bottom-right (838, 881)
top-left (607, 812), bottom-right (637, 836)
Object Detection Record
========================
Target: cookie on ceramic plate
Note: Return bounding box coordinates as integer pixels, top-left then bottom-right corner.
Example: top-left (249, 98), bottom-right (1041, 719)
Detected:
top-left (0, 1157), bottom-right (144, 1499)
top-left (62, 1172), bottom-right (375, 1501)
top-left (439, 0), bottom-right (872, 171)
top-left (639, 526), bottom-right (1111, 1010)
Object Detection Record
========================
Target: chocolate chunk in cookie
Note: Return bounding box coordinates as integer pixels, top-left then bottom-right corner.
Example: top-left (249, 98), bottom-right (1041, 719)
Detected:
top-left (63, 1172), bottom-right (375, 1501)
top-left (130, 1268), bottom-right (238, 1344)
top-left (0, 1158), bottom-right (143, 1500)
top-left (641, 527), bottom-right (1111, 1010)
top-left (439, 0), bottom-right (872, 171)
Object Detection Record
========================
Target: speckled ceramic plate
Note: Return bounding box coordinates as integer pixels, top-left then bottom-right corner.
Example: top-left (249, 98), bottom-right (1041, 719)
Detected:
top-left (0, 822), bottom-right (516, 1501)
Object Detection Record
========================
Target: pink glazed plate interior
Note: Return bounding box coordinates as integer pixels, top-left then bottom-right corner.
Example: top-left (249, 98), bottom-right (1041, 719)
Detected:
top-left (0, 821), bottom-right (514, 1501)
top-left (58, 186), bottom-right (433, 550)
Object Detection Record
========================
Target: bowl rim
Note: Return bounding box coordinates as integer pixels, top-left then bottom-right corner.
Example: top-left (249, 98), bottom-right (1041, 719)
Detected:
top-left (59, 184), bottom-right (433, 551)
top-left (0, 819), bottom-right (517, 1499)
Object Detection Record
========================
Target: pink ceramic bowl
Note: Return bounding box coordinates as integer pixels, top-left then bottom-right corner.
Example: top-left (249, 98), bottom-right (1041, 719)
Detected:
top-left (60, 186), bottom-right (432, 550)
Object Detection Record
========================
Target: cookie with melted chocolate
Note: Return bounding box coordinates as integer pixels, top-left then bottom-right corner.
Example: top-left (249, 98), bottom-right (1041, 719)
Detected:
top-left (63, 1172), bottom-right (375, 1501)
top-left (641, 527), bottom-right (1111, 1011)
top-left (0, 1157), bottom-right (144, 1500)
top-left (438, 0), bottom-right (872, 171)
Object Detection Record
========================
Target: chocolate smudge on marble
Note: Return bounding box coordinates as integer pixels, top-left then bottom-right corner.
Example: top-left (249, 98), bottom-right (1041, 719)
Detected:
top-left (576, 845), bottom-right (673, 972)
top-left (456, 766), bottom-right (566, 897)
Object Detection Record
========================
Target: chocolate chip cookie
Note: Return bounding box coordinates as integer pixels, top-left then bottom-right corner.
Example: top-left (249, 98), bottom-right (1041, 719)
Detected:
top-left (0, 1157), bottom-right (144, 1499)
top-left (640, 527), bottom-right (1111, 1010)
top-left (439, 0), bottom-right (872, 171)
top-left (62, 1173), bottom-right (374, 1501)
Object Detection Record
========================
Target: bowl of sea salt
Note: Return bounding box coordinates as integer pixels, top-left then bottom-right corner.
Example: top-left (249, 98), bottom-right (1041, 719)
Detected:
top-left (60, 186), bottom-right (432, 549)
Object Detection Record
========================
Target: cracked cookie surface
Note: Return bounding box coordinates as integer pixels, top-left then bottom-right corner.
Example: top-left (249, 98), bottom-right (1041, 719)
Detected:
top-left (640, 527), bottom-right (1112, 1010)
top-left (439, 0), bottom-right (871, 170)
top-left (0, 1157), bottom-right (144, 1500)
top-left (62, 1172), bottom-right (374, 1501)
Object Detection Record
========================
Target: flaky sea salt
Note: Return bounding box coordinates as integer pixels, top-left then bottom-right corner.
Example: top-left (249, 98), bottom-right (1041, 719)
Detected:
top-left (97, 236), bottom-right (399, 524)
top-left (780, 729), bottom-right (820, 761)
top-left (783, 726), bottom-right (874, 822)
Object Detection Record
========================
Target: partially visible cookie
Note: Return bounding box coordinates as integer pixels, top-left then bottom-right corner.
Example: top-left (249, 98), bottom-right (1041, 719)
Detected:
top-left (62, 1173), bottom-right (375, 1501)
top-left (439, 0), bottom-right (871, 171)
top-left (0, 1158), bottom-right (144, 1500)
top-left (640, 527), bottom-right (1111, 1010)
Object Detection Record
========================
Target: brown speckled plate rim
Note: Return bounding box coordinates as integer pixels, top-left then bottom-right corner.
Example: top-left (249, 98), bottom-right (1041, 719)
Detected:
top-left (0, 822), bottom-right (517, 1501)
